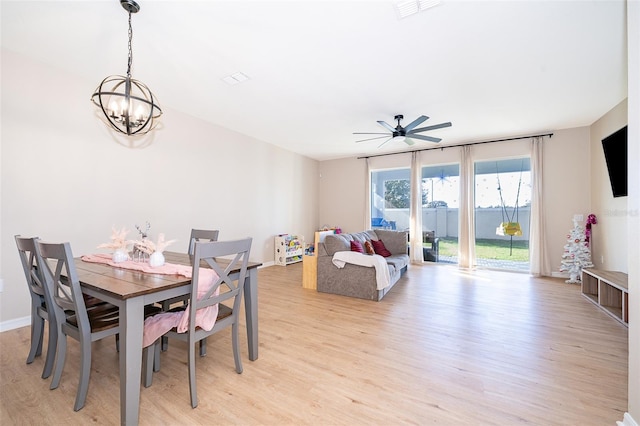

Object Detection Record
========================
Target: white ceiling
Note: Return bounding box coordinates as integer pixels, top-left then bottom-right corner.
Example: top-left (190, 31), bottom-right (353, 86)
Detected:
top-left (1, 0), bottom-right (628, 161)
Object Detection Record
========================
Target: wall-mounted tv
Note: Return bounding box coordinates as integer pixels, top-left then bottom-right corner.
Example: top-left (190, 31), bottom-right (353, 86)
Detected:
top-left (601, 125), bottom-right (628, 198)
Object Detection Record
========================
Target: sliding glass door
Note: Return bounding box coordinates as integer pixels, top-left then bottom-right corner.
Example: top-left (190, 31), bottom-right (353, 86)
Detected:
top-left (474, 158), bottom-right (531, 271)
top-left (421, 164), bottom-right (460, 263)
top-left (370, 165), bottom-right (461, 263)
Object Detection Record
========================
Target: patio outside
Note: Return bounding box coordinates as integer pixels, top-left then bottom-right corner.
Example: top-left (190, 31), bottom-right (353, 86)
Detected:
top-left (429, 237), bottom-right (530, 272)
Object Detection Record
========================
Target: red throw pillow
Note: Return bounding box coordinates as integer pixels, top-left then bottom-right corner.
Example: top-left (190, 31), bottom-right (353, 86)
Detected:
top-left (364, 241), bottom-right (375, 255)
top-left (350, 240), bottom-right (364, 253)
top-left (371, 239), bottom-right (392, 257)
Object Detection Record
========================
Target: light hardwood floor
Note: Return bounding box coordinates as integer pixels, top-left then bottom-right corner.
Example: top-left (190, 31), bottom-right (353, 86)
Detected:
top-left (0, 263), bottom-right (628, 425)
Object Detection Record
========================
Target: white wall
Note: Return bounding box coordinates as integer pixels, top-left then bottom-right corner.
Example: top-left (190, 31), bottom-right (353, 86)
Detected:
top-left (0, 49), bottom-right (319, 325)
top-left (541, 127), bottom-right (593, 274)
top-left (318, 157), bottom-right (367, 233)
top-left (590, 99), bottom-right (628, 272)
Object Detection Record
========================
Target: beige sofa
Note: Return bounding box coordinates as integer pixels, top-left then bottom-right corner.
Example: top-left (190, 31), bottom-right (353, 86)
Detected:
top-left (316, 229), bottom-right (409, 301)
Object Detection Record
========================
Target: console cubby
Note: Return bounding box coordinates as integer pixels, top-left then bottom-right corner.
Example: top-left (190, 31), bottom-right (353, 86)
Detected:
top-left (581, 268), bottom-right (628, 327)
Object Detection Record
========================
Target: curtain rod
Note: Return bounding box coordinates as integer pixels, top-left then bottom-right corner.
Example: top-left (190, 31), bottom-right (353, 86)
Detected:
top-left (356, 132), bottom-right (554, 159)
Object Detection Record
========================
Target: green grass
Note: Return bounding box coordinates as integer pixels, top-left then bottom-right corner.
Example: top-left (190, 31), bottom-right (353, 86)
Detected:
top-left (430, 237), bottom-right (530, 262)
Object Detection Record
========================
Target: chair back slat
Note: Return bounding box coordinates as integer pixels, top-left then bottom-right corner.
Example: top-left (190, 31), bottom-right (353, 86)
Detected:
top-left (188, 238), bottom-right (252, 330)
top-left (36, 242), bottom-right (90, 333)
top-left (15, 236), bottom-right (47, 298)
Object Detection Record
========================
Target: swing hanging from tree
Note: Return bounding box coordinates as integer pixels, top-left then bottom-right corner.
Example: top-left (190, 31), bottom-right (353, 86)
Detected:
top-left (495, 160), bottom-right (524, 255)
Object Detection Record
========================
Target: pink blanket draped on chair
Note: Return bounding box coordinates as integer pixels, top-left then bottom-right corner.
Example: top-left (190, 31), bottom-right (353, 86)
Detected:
top-left (81, 254), bottom-right (219, 347)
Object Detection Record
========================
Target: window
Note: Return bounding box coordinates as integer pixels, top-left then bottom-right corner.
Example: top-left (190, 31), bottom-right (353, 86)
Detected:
top-left (370, 168), bottom-right (410, 230)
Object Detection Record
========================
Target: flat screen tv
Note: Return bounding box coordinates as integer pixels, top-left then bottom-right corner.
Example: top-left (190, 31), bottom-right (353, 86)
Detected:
top-left (601, 125), bottom-right (628, 198)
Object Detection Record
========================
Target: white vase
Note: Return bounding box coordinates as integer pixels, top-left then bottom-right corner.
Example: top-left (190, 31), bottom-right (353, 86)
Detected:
top-left (149, 251), bottom-right (165, 267)
top-left (112, 248), bottom-right (129, 263)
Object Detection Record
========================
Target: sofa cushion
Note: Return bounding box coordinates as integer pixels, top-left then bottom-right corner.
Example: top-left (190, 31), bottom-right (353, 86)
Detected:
top-left (349, 231), bottom-right (372, 245)
top-left (371, 239), bottom-right (392, 257)
top-left (324, 234), bottom-right (351, 255)
top-left (386, 255), bottom-right (408, 271)
top-left (350, 240), bottom-right (364, 253)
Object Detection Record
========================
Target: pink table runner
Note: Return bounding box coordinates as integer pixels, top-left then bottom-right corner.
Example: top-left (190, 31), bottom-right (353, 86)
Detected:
top-left (81, 254), bottom-right (219, 347)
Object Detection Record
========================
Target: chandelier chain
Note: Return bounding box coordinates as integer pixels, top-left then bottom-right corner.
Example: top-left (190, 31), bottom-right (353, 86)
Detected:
top-left (127, 11), bottom-right (133, 78)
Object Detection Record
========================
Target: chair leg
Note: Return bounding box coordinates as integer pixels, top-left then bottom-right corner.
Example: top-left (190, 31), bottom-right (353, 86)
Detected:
top-left (142, 341), bottom-right (162, 387)
top-left (154, 341), bottom-right (161, 372)
top-left (142, 343), bottom-right (155, 388)
top-left (161, 301), bottom-right (169, 352)
top-left (188, 340), bottom-right (198, 408)
top-left (42, 320), bottom-right (58, 379)
top-left (74, 336), bottom-right (92, 411)
top-left (199, 338), bottom-right (207, 357)
top-left (231, 322), bottom-right (243, 374)
top-left (27, 311), bottom-right (44, 363)
top-left (50, 330), bottom-right (67, 390)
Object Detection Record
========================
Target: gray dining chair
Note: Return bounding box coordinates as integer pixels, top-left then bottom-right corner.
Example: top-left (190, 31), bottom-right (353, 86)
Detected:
top-left (35, 241), bottom-right (162, 411)
top-left (143, 237), bottom-right (252, 408)
top-left (15, 235), bottom-right (57, 379)
top-left (34, 241), bottom-right (125, 411)
top-left (15, 235), bottom-right (111, 380)
top-left (160, 228), bottom-right (220, 352)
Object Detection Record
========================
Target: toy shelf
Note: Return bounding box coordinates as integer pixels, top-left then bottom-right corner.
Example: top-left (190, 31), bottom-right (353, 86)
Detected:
top-left (275, 234), bottom-right (304, 266)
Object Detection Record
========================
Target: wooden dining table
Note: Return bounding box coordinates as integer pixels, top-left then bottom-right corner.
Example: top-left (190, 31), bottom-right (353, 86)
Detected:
top-left (73, 251), bottom-right (262, 425)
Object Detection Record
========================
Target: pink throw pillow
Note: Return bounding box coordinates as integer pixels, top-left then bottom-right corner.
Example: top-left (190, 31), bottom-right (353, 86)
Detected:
top-left (371, 239), bottom-right (392, 257)
top-left (350, 240), bottom-right (364, 253)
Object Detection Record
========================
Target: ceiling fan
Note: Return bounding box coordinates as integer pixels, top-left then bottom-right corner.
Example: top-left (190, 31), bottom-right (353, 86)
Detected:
top-left (354, 114), bottom-right (452, 148)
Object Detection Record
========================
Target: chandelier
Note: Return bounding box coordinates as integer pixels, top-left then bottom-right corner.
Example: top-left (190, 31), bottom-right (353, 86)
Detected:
top-left (91, 0), bottom-right (162, 136)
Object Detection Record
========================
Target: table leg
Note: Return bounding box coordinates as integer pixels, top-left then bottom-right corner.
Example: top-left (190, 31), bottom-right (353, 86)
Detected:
top-left (244, 268), bottom-right (259, 361)
top-left (119, 297), bottom-right (144, 425)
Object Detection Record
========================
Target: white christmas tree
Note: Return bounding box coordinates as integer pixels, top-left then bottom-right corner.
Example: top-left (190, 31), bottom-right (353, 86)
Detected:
top-left (559, 217), bottom-right (594, 283)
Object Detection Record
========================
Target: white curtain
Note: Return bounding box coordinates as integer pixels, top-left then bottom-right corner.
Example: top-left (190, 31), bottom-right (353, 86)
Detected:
top-left (365, 158), bottom-right (372, 230)
top-left (458, 145), bottom-right (476, 268)
top-left (410, 151), bottom-right (424, 263)
top-left (529, 136), bottom-right (550, 276)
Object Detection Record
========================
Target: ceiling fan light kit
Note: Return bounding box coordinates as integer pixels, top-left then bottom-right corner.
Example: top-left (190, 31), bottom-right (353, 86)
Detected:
top-left (355, 113), bottom-right (452, 148)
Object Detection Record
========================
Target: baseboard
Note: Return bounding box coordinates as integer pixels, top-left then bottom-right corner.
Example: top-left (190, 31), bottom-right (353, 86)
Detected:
top-left (618, 412), bottom-right (639, 426)
top-left (0, 315), bottom-right (30, 333)
top-left (260, 261), bottom-right (275, 268)
top-left (551, 271), bottom-right (570, 279)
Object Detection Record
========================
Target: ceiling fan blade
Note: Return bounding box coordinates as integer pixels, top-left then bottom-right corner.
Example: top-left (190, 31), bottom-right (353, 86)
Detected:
top-left (353, 132), bottom-right (391, 135)
top-left (377, 121), bottom-right (396, 132)
top-left (355, 135), bottom-right (392, 143)
top-left (377, 137), bottom-right (393, 148)
top-left (406, 134), bottom-right (442, 143)
top-left (408, 122), bottom-right (452, 134)
top-left (403, 115), bottom-right (428, 132)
